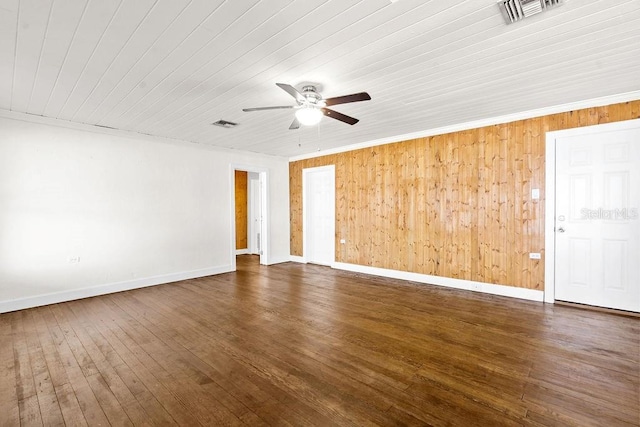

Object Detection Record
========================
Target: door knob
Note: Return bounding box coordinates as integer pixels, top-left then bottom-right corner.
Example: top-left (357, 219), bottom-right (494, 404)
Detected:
top-left (557, 227), bottom-right (566, 233)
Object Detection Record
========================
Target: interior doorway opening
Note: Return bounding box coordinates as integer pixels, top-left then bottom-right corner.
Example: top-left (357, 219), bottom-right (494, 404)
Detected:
top-left (248, 172), bottom-right (261, 255)
top-left (231, 166), bottom-right (268, 269)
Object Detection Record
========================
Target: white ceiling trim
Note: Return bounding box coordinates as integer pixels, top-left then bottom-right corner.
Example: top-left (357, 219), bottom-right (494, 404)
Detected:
top-left (289, 90), bottom-right (640, 162)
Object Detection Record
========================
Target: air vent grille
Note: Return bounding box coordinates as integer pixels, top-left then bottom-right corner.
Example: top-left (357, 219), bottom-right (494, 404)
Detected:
top-left (211, 119), bottom-right (239, 128)
top-left (498, 0), bottom-right (562, 24)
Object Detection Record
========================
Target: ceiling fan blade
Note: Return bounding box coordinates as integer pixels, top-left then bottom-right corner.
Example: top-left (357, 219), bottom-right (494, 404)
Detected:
top-left (242, 105), bottom-right (295, 112)
top-left (323, 92), bottom-right (371, 107)
top-left (276, 83), bottom-right (305, 103)
top-left (321, 108), bottom-right (359, 125)
top-left (289, 117), bottom-right (300, 130)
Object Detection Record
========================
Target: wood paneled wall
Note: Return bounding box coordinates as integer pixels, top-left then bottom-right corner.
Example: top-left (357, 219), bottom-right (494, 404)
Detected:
top-left (235, 170), bottom-right (248, 250)
top-left (289, 100), bottom-right (640, 290)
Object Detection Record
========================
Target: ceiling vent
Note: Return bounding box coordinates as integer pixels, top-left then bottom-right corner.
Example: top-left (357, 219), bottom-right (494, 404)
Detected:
top-left (211, 119), bottom-right (239, 128)
top-left (498, 0), bottom-right (562, 24)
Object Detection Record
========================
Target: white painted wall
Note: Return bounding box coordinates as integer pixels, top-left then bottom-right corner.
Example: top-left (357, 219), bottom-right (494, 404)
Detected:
top-left (0, 113), bottom-right (290, 312)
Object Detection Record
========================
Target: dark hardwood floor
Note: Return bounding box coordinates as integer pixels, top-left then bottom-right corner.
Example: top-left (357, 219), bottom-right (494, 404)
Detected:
top-left (1, 255), bottom-right (638, 426)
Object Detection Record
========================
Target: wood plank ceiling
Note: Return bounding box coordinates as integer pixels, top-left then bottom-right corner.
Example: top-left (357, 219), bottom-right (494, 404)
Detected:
top-left (1, 0), bottom-right (639, 158)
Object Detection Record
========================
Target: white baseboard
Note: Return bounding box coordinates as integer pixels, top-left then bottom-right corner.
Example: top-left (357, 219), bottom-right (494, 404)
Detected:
top-left (0, 265), bottom-right (234, 314)
top-left (332, 262), bottom-right (544, 302)
top-left (266, 255), bottom-right (291, 265)
top-left (289, 255), bottom-right (306, 263)
top-left (235, 249), bottom-right (249, 255)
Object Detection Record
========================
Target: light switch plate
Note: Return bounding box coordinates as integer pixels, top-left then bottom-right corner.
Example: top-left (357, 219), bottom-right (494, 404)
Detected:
top-left (531, 188), bottom-right (540, 200)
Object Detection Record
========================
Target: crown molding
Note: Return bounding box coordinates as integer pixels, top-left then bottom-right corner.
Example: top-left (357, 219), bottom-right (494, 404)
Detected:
top-left (289, 90), bottom-right (640, 162)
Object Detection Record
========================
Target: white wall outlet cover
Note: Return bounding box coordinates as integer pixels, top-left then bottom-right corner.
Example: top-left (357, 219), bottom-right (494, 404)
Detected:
top-left (529, 253), bottom-right (541, 259)
top-left (532, 188), bottom-right (540, 199)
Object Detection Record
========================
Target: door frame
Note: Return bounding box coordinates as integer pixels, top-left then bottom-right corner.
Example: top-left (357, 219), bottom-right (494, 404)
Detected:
top-left (248, 173), bottom-right (261, 255)
top-left (544, 118), bottom-right (640, 303)
top-left (302, 165), bottom-right (336, 265)
top-left (230, 164), bottom-right (269, 269)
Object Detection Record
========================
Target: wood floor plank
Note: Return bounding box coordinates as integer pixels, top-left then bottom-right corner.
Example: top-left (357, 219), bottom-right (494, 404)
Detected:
top-left (11, 312), bottom-right (37, 402)
top-left (51, 383), bottom-right (88, 427)
top-left (86, 297), bottom-right (217, 426)
top-left (41, 306), bottom-right (111, 426)
top-left (103, 294), bottom-right (262, 426)
top-left (84, 373), bottom-right (134, 426)
top-left (61, 302), bottom-right (157, 426)
top-left (11, 311), bottom-right (44, 426)
top-left (173, 277), bottom-right (426, 381)
top-left (86, 317), bottom-right (196, 426)
top-left (18, 393), bottom-right (42, 426)
top-left (81, 322), bottom-right (178, 426)
top-left (182, 270), bottom-right (537, 416)
top-left (50, 304), bottom-right (136, 426)
top-left (125, 280), bottom-right (395, 425)
top-left (0, 314), bottom-right (20, 426)
top-left (22, 310), bottom-right (66, 426)
top-left (1, 255), bottom-right (638, 426)
top-left (30, 309), bottom-right (71, 388)
top-left (400, 378), bottom-right (523, 427)
top-left (29, 309), bottom-right (87, 426)
top-left (522, 381), bottom-right (639, 426)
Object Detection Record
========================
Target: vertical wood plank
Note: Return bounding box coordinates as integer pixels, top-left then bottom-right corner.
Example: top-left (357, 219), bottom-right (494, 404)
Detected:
top-left (404, 140), bottom-right (417, 273)
top-left (530, 117), bottom-right (545, 290)
top-left (289, 162), bottom-right (302, 256)
top-left (335, 154), bottom-right (347, 263)
top-left (476, 127), bottom-right (489, 283)
top-left (415, 138), bottom-right (427, 274)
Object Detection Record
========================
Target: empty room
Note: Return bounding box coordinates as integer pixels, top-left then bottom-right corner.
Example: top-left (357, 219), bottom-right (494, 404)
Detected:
top-left (1, 0), bottom-right (639, 425)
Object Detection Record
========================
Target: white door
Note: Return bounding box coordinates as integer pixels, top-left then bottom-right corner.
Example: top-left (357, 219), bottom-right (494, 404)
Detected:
top-left (555, 124), bottom-right (640, 312)
top-left (249, 174), bottom-right (261, 255)
top-left (304, 166), bottom-right (335, 266)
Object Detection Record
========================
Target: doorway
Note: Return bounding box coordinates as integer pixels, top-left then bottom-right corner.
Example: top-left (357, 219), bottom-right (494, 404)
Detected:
top-left (303, 165), bottom-right (335, 266)
top-left (234, 170), bottom-right (249, 255)
top-left (248, 172), bottom-right (261, 255)
top-left (545, 119), bottom-right (640, 312)
top-left (231, 166), bottom-right (268, 267)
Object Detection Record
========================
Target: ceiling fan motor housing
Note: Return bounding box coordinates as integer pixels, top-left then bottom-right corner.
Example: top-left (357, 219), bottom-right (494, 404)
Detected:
top-left (301, 85), bottom-right (323, 105)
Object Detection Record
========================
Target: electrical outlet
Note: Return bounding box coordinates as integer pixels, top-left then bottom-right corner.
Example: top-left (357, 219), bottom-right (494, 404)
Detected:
top-left (68, 256), bottom-right (80, 264)
top-left (340, 239), bottom-right (346, 244)
top-left (529, 253), bottom-right (541, 260)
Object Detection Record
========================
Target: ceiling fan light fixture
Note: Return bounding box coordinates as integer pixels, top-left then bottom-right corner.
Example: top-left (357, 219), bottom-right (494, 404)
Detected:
top-left (295, 107), bottom-right (322, 126)
top-left (242, 82), bottom-right (370, 129)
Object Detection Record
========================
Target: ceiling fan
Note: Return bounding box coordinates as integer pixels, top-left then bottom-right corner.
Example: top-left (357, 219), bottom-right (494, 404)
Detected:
top-left (242, 83), bottom-right (371, 129)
